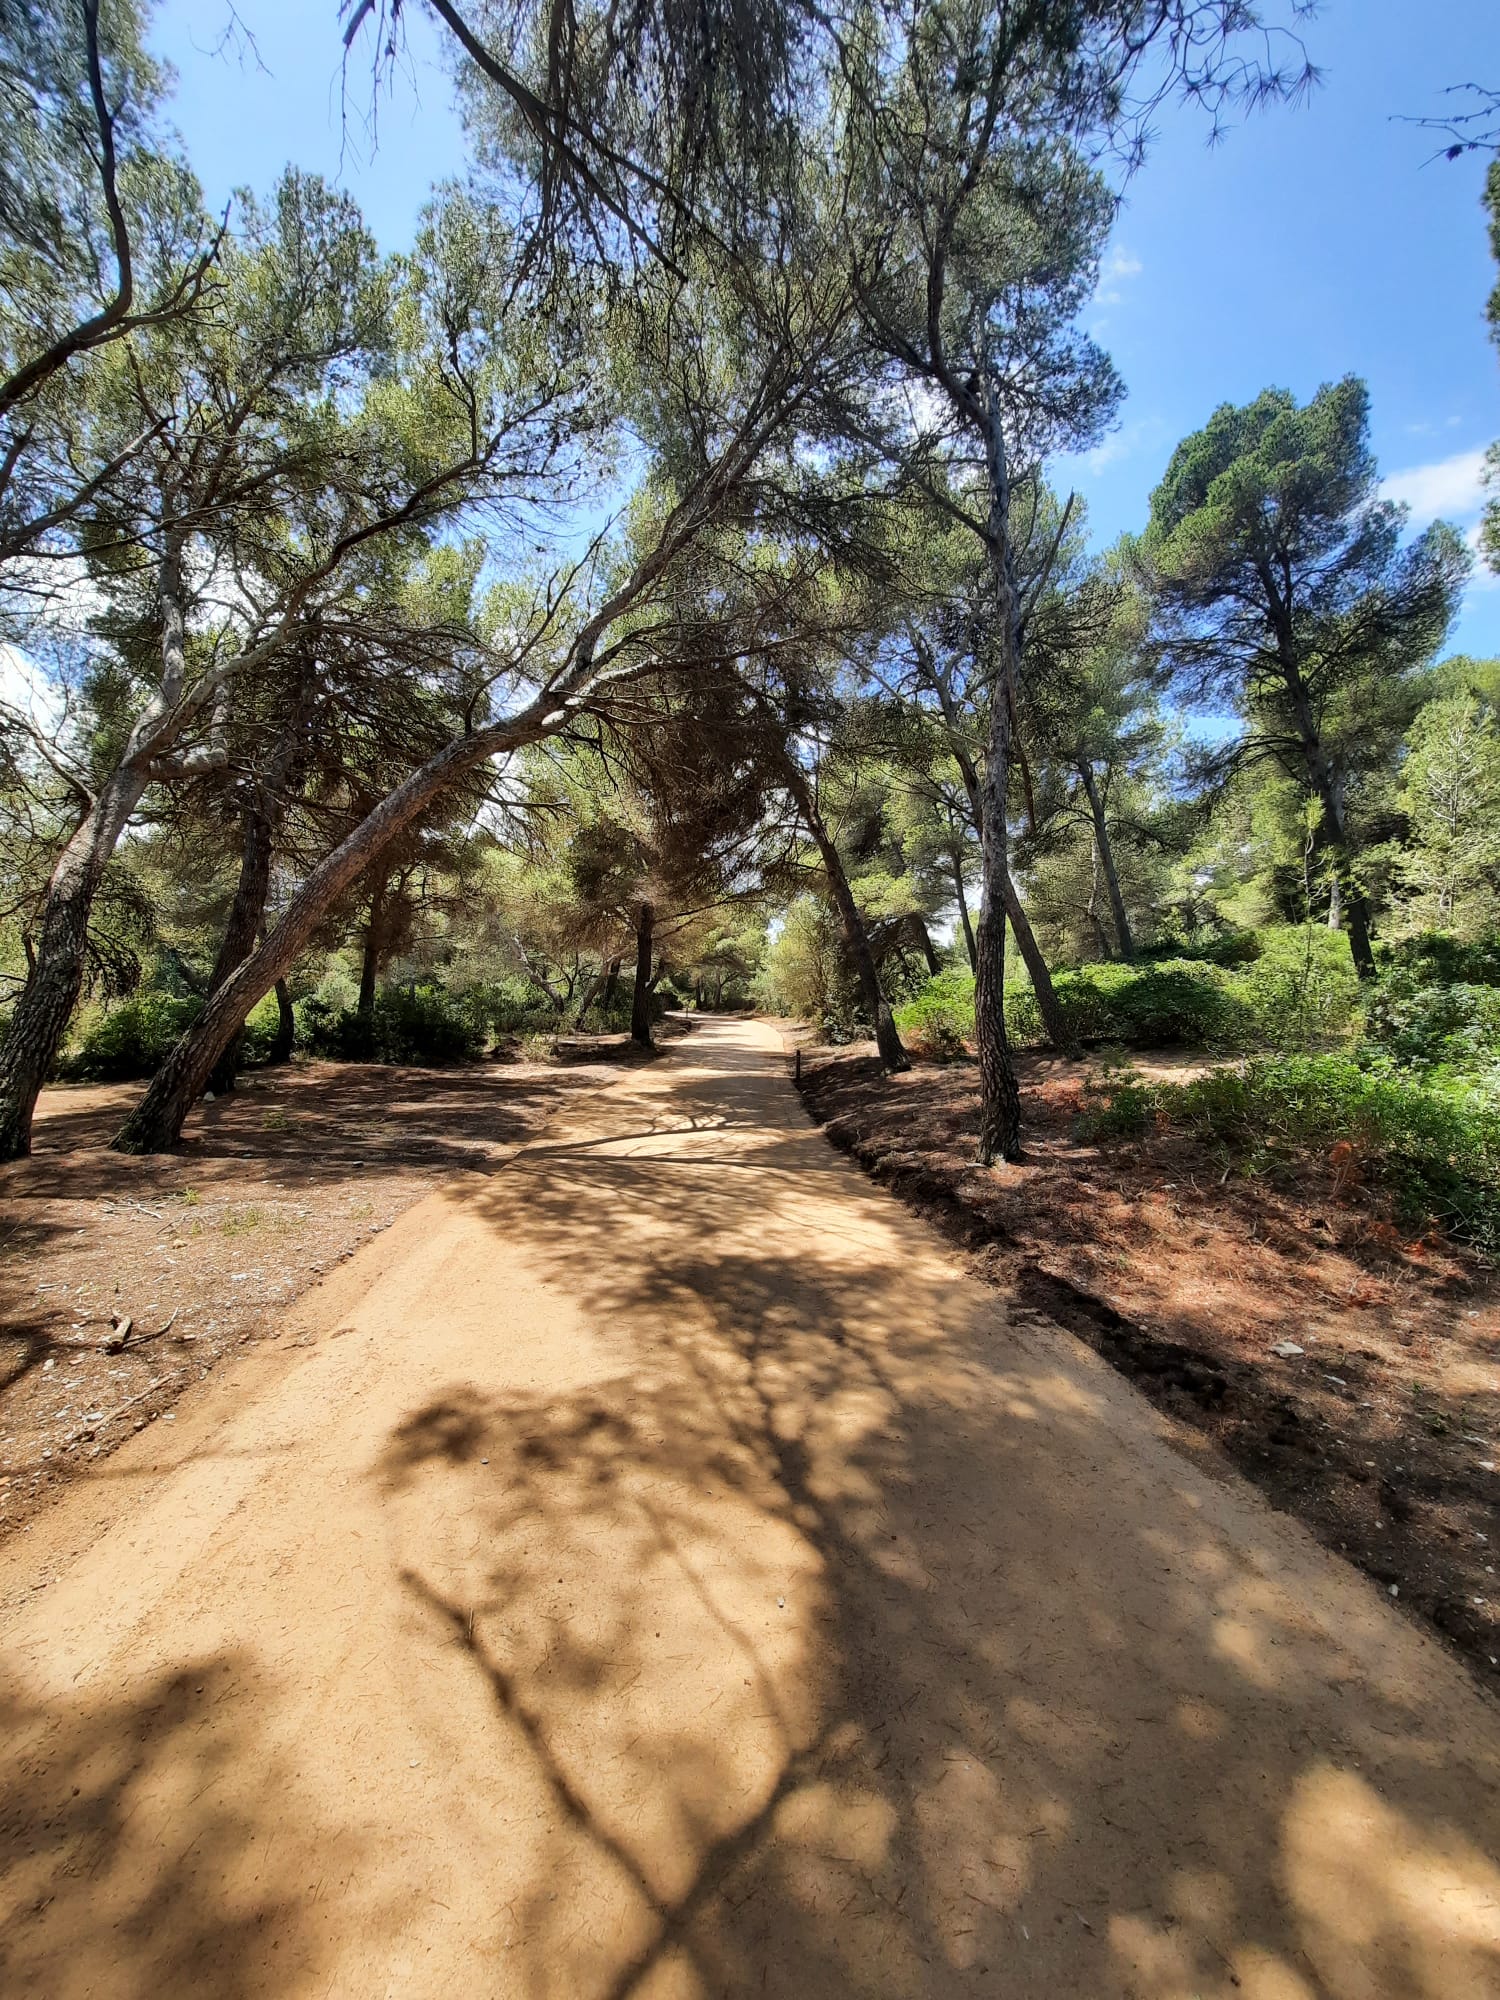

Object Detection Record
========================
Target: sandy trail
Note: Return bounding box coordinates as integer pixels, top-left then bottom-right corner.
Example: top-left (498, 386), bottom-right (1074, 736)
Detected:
top-left (1, 1017), bottom-right (1498, 2000)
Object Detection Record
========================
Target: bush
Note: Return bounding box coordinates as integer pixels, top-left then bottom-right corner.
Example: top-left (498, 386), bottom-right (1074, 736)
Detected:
top-left (58, 992), bottom-right (202, 1081)
top-left (1366, 978), bottom-right (1500, 1070)
top-left (1378, 931), bottom-right (1500, 990)
top-left (301, 986), bottom-right (484, 1066)
top-left (1234, 925), bottom-right (1361, 1052)
top-left (894, 967), bottom-right (975, 1055)
top-left (1082, 1053), bottom-right (1500, 1251)
top-left (1007, 959), bottom-right (1254, 1051)
top-left (1138, 926), bottom-right (1262, 968)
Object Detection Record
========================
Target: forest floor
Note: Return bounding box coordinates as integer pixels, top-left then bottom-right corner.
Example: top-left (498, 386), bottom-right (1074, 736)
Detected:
top-left (793, 1038), bottom-right (1500, 1690)
top-left (2, 1014), bottom-right (1498, 2000)
top-left (0, 1044), bottom-right (653, 1540)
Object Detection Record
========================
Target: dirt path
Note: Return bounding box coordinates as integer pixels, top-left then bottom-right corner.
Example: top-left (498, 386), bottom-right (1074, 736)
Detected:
top-left (2, 1019), bottom-right (1498, 1999)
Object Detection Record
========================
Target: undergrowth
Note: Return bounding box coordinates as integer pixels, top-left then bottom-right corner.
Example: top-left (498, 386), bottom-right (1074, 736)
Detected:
top-left (1081, 1054), bottom-right (1500, 1253)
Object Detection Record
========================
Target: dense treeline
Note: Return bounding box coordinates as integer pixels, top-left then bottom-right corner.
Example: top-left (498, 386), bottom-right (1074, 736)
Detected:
top-left (0, 2), bottom-right (1497, 1232)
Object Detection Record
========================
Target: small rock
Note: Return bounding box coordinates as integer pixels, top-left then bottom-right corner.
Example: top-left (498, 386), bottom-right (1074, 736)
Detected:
top-left (1323, 1374), bottom-right (1347, 1387)
top-left (1388, 1584), bottom-right (1399, 1597)
top-left (776, 1596), bottom-right (786, 1609)
top-left (1272, 1342), bottom-right (1304, 1358)
top-left (42, 1359), bottom-right (55, 1372)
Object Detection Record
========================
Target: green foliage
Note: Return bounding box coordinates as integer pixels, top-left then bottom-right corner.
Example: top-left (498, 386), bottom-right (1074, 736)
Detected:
top-left (1232, 925), bottom-right (1362, 1052)
top-left (894, 968), bottom-right (974, 1056)
top-left (1388, 693), bottom-right (1500, 937)
top-left (301, 987), bottom-right (484, 1066)
top-left (755, 896), bottom-right (856, 1033)
top-left (58, 993), bottom-right (201, 1081)
top-left (1007, 959), bottom-right (1252, 1051)
top-left (1082, 1055), bottom-right (1500, 1253)
top-left (1365, 932), bottom-right (1500, 1073)
top-left (1137, 927), bottom-right (1261, 968)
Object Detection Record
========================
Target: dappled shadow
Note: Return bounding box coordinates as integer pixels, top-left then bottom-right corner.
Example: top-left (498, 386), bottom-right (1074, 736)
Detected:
top-left (22, 1059), bottom-right (590, 1189)
top-left (799, 1044), bottom-right (1500, 1684)
top-left (4, 1021), bottom-right (1497, 1996)
top-left (370, 1020), bottom-right (1500, 1999)
top-left (0, 1652), bottom-right (364, 1998)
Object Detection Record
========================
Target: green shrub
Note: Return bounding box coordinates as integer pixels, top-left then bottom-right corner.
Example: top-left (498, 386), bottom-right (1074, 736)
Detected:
top-left (1366, 978), bottom-right (1500, 1069)
top-left (58, 992), bottom-right (202, 1081)
top-left (1378, 931), bottom-right (1500, 990)
top-left (1234, 924), bottom-right (1361, 1051)
top-left (1007, 959), bottom-right (1253, 1051)
top-left (1138, 926), bottom-right (1262, 968)
top-left (894, 967), bottom-right (975, 1055)
top-left (1082, 1053), bottom-right (1500, 1251)
top-left (301, 986), bottom-right (484, 1066)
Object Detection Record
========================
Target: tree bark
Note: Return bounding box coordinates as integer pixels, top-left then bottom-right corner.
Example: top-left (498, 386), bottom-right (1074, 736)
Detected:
top-left (631, 902), bottom-right (655, 1046)
top-left (0, 515), bottom-right (227, 1157)
top-left (780, 754), bottom-right (908, 1073)
top-left (1078, 761), bottom-right (1135, 962)
top-left (110, 712), bottom-right (546, 1154)
top-left (1273, 621), bottom-right (1377, 978)
top-left (951, 849), bottom-right (977, 970)
top-left (1001, 873), bottom-right (1078, 1055)
top-left (911, 913), bottom-right (941, 976)
top-left (0, 767), bottom-right (147, 1156)
top-left (974, 382), bottom-right (1024, 1162)
top-left (923, 601), bottom-right (1069, 1062)
top-left (358, 875), bottom-right (386, 1019)
top-left (206, 792), bottom-right (277, 1096)
top-left (269, 979), bottom-right (295, 1063)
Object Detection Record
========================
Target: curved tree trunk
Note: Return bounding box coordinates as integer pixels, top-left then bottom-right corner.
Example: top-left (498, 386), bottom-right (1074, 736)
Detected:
top-left (0, 523), bottom-right (193, 1159)
top-left (631, 902), bottom-right (655, 1046)
top-left (0, 762), bottom-right (150, 1158)
top-left (1078, 761), bottom-right (1135, 963)
top-left (111, 722), bottom-right (522, 1154)
top-left (779, 753), bottom-right (908, 1073)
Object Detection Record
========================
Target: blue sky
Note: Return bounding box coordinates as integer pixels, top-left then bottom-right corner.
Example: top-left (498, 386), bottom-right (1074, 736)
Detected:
top-left (151, 0), bottom-right (1500, 657)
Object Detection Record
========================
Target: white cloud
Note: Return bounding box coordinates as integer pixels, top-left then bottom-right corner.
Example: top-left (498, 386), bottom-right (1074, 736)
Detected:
top-left (1093, 247), bottom-right (1143, 310)
top-left (1380, 446), bottom-right (1488, 523)
top-left (1102, 249), bottom-right (1143, 282)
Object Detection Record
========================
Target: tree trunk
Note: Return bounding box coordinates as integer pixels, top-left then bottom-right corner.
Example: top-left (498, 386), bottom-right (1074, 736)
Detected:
top-left (206, 789), bottom-right (278, 1096)
top-left (601, 956), bottom-right (622, 1014)
top-left (926, 634), bottom-right (1069, 1053)
top-left (911, 914), bottom-right (940, 977)
top-left (111, 722), bottom-right (525, 1154)
top-left (780, 754), bottom-right (908, 1073)
top-left (631, 902), bottom-right (655, 1046)
top-left (1327, 869), bottom-right (1342, 931)
top-left (951, 850), bottom-right (977, 970)
top-left (1078, 761), bottom-right (1135, 962)
top-left (0, 523), bottom-right (192, 1159)
top-left (1001, 873), bottom-right (1078, 1055)
top-left (974, 381), bottom-right (1024, 1162)
top-left (0, 762), bottom-right (150, 1158)
top-left (1282, 663), bottom-right (1377, 978)
top-left (269, 979), bottom-right (295, 1063)
top-left (358, 876), bottom-right (386, 1018)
